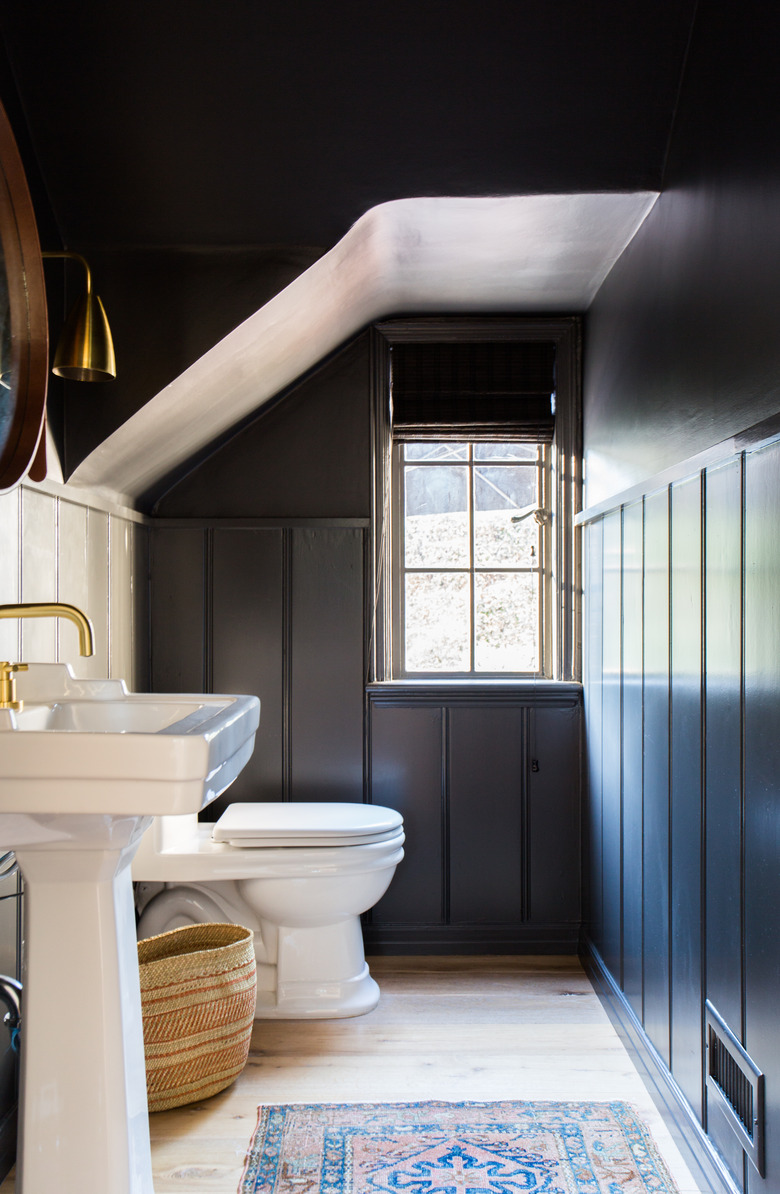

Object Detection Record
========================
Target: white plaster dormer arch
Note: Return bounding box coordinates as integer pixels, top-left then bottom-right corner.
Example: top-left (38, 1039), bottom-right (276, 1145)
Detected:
top-left (69, 193), bottom-right (658, 508)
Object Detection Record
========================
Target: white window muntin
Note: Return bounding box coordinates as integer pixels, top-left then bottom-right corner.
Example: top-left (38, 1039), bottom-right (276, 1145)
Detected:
top-left (392, 441), bottom-right (551, 677)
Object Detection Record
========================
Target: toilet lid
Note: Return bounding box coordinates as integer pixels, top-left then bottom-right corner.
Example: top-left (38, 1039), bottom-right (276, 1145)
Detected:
top-left (211, 802), bottom-right (404, 848)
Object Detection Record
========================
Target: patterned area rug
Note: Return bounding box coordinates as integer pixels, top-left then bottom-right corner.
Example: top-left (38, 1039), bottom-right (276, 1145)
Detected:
top-left (239, 1100), bottom-right (679, 1194)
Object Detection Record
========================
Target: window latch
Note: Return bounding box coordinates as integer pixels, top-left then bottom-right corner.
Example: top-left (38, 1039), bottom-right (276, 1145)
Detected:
top-left (511, 507), bottom-right (550, 526)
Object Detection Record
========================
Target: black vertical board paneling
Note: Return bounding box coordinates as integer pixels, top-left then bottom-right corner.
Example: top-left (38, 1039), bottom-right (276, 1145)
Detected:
top-left (584, 518), bottom-right (604, 949)
top-left (703, 457), bottom-right (746, 1193)
top-left (669, 475), bottom-right (703, 1119)
top-left (602, 509), bottom-right (623, 979)
top-left (290, 527), bottom-right (365, 802)
top-left (150, 527), bottom-right (207, 692)
top-left (744, 440), bottom-right (780, 1194)
top-left (210, 529), bottom-right (284, 810)
top-left (706, 1100), bottom-right (746, 1193)
top-left (704, 460), bottom-right (743, 1032)
top-left (448, 707), bottom-right (524, 925)
top-left (643, 487), bottom-right (671, 1065)
top-left (529, 704), bottom-right (581, 925)
top-left (622, 500), bottom-right (644, 1016)
top-left (369, 705), bottom-right (444, 926)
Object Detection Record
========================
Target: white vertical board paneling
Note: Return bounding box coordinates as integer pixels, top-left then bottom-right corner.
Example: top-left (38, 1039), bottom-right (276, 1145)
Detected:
top-left (109, 514), bottom-right (134, 682)
top-left (20, 487), bottom-right (57, 660)
top-left (132, 522), bottom-right (149, 690)
top-left (85, 507), bottom-right (110, 677)
top-left (57, 498), bottom-right (90, 668)
top-left (0, 487), bottom-right (20, 659)
top-left (2, 489), bottom-right (141, 678)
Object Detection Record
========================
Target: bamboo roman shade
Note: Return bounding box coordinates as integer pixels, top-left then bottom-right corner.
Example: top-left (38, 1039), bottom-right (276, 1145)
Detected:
top-left (390, 340), bottom-right (556, 442)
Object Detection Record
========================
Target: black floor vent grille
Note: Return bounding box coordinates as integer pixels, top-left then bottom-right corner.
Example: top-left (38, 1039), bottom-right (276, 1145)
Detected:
top-left (705, 1001), bottom-right (764, 1175)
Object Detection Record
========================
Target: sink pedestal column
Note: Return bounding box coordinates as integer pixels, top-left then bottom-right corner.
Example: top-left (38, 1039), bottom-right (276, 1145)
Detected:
top-left (14, 816), bottom-right (154, 1194)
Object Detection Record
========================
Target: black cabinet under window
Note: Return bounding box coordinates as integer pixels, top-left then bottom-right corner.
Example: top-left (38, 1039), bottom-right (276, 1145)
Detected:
top-left (365, 682), bottom-right (582, 953)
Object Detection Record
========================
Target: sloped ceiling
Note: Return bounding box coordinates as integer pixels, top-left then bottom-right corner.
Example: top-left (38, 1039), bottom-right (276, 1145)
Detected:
top-left (69, 192), bottom-right (658, 505)
top-left (1, 1), bottom-right (697, 501)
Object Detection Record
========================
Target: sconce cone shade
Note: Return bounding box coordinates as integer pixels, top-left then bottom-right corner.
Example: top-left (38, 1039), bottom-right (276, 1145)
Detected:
top-left (52, 291), bottom-right (116, 381)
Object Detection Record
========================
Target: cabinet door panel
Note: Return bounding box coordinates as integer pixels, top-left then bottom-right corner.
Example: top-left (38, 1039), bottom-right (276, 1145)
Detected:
top-left (449, 707), bottom-right (525, 925)
top-left (529, 705), bottom-right (581, 924)
top-left (370, 705), bottom-right (444, 925)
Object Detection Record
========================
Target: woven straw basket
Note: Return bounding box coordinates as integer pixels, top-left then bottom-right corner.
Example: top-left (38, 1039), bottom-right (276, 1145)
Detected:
top-left (138, 923), bottom-right (257, 1112)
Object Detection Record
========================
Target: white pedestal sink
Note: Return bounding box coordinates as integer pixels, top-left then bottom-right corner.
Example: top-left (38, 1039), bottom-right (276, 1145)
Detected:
top-left (0, 663), bottom-right (260, 1194)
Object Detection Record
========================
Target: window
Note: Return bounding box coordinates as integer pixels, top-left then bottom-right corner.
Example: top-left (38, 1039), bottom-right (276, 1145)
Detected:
top-left (393, 440), bottom-right (550, 676)
top-left (370, 318), bottom-right (581, 683)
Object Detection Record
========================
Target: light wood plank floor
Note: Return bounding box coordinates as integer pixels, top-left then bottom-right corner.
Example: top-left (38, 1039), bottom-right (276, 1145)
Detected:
top-left (0, 956), bottom-right (702, 1194)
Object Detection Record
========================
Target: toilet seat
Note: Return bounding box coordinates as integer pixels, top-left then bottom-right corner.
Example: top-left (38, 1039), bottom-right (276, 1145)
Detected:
top-left (211, 802), bottom-right (403, 848)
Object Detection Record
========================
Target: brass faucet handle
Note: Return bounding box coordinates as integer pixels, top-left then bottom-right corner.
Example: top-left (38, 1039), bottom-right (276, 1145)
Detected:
top-left (0, 662), bottom-right (28, 711)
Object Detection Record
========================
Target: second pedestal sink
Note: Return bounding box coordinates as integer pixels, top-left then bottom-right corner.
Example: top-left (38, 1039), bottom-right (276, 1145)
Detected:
top-left (0, 662), bottom-right (260, 1194)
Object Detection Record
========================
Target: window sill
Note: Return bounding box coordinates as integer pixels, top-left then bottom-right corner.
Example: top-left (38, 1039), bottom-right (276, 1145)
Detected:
top-left (366, 679), bottom-right (582, 706)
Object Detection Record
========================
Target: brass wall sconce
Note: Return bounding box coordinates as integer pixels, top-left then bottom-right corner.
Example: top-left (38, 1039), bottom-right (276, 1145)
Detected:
top-left (42, 250), bottom-right (116, 381)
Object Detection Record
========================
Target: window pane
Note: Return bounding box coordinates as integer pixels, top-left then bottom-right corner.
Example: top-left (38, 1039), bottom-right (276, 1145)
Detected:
top-left (404, 442), bottom-right (468, 461)
top-left (474, 573), bottom-right (538, 672)
top-left (404, 465), bottom-right (469, 566)
top-left (474, 465), bottom-right (538, 567)
top-left (405, 573), bottom-right (470, 671)
top-left (474, 443), bottom-right (538, 461)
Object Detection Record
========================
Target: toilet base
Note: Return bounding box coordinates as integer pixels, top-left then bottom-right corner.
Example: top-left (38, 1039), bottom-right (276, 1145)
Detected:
top-left (135, 880), bottom-right (383, 1020)
top-left (256, 964), bottom-right (380, 1019)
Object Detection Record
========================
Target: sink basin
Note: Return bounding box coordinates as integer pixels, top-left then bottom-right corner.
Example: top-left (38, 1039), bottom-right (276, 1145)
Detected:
top-left (9, 697), bottom-right (225, 732)
top-left (0, 662), bottom-right (260, 1194)
top-left (0, 662), bottom-right (260, 815)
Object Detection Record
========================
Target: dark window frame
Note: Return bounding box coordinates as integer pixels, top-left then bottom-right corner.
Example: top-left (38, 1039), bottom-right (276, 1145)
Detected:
top-left (369, 316), bottom-right (582, 683)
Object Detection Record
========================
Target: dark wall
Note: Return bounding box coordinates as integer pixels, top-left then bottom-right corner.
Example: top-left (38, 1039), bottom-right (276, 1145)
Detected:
top-left (583, 442), bottom-right (780, 1194)
top-left (154, 332), bottom-right (371, 518)
top-left (150, 335), bottom-right (373, 819)
top-left (150, 325), bottom-right (582, 950)
top-left (582, 4), bottom-right (780, 1191)
top-left (150, 520), bottom-right (368, 820)
top-left (62, 246), bottom-right (321, 475)
top-left (583, 1), bottom-right (780, 509)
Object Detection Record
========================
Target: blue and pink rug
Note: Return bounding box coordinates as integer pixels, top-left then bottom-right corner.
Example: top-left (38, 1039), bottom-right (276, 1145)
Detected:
top-left (239, 1100), bottom-right (679, 1194)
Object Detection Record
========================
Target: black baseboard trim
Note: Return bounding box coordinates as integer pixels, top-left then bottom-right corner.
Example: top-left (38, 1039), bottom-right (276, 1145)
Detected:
top-left (582, 940), bottom-right (740, 1194)
top-left (363, 924), bottom-right (581, 954)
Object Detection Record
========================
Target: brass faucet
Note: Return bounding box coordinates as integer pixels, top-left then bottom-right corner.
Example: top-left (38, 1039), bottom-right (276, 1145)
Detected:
top-left (0, 663), bottom-right (28, 710)
top-left (0, 603), bottom-right (95, 710)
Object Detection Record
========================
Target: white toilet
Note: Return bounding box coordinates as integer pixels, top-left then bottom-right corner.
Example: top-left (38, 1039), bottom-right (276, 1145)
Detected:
top-left (132, 802), bottom-right (404, 1019)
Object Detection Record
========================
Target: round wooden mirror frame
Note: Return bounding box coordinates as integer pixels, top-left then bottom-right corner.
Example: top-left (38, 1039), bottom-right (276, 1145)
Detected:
top-left (0, 99), bottom-right (48, 493)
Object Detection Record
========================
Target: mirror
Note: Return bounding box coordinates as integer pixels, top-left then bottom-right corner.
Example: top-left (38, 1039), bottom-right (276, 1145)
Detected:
top-left (0, 98), bottom-right (48, 492)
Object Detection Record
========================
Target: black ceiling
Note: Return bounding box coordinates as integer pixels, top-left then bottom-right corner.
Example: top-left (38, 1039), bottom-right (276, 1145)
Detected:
top-left (2, 0), bottom-right (698, 254)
